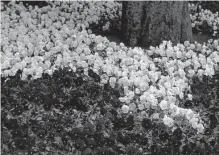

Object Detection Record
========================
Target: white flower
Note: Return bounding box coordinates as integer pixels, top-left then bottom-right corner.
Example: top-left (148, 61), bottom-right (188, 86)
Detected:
top-left (135, 88), bottom-right (141, 94)
top-left (2, 60), bottom-right (10, 69)
top-left (45, 69), bottom-right (53, 76)
top-left (147, 49), bottom-right (153, 56)
top-left (178, 108), bottom-right (188, 116)
top-left (164, 81), bottom-right (172, 89)
top-left (138, 103), bottom-right (145, 110)
top-left (213, 40), bottom-right (218, 47)
top-left (190, 44), bottom-right (195, 50)
top-left (76, 47), bottom-right (83, 54)
top-left (72, 41), bottom-right (78, 48)
top-left (44, 60), bottom-right (51, 69)
top-left (122, 104), bottom-right (129, 113)
top-left (188, 69), bottom-right (195, 77)
top-left (3, 70), bottom-right (11, 77)
top-left (191, 23), bottom-right (196, 28)
top-left (101, 79), bottom-right (108, 84)
top-left (22, 68), bottom-right (30, 76)
top-left (171, 107), bottom-right (181, 117)
top-left (14, 62), bottom-right (23, 70)
top-left (184, 41), bottom-right (190, 47)
top-left (128, 91), bottom-right (135, 100)
top-left (119, 77), bottom-right (129, 87)
top-left (139, 82), bottom-right (149, 91)
top-left (109, 77), bottom-right (117, 85)
top-left (205, 65), bottom-right (215, 77)
top-left (163, 115), bottom-right (174, 127)
top-left (151, 98), bottom-right (158, 107)
top-left (187, 94), bottom-right (192, 100)
top-left (129, 103), bottom-right (136, 111)
top-left (80, 53), bottom-right (87, 61)
top-left (81, 61), bottom-right (88, 69)
top-left (96, 43), bottom-right (105, 51)
top-left (159, 100), bottom-right (169, 110)
top-left (176, 50), bottom-right (182, 58)
top-left (189, 117), bottom-right (199, 129)
top-left (152, 113), bottom-right (159, 120)
top-left (36, 66), bottom-right (43, 73)
top-left (213, 25), bottom-right (217, 31)
top-left (185, 109), bottom-right (195, 120)
top-left (140, 94), bottom-right (147, 101)
top-left (197, 123), bottom-right (204, 133)
top-left (144, 101), bottom-right (151, 109)
top-left (21, 73), bottom-right (27, 80)
top-left (165, 48), bottom-right (174, 58)
top-left (134, 78), bottom-right (141, 87)
top-left (83, 47), bottom-right (91, 55)
top-left (106, 68), bottom-right (113, 76)
top-left (101, 73), bottom-right (109, 81)
top-left (167, 67), bottom-right (175, 75)
top-left (124, 86), bottom-right (129, 95)
top-left (197, 69), bottom-right (204, 77)
top-left (169, 103), bottom-right (178, 110)
top-left (119, 97), bottom-right (126, 103)
top-left (159, 49), bottom-right (166, 57)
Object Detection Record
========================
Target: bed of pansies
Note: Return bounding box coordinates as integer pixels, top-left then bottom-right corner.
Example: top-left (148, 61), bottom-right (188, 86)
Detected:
top-left (1, 1), bottom-right (219, 155)
top-left (189, 2), bottom-right (219, 37)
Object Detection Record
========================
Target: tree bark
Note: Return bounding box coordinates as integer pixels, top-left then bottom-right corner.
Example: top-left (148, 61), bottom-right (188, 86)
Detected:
top-left (122, 1), bottom-right (193, 48)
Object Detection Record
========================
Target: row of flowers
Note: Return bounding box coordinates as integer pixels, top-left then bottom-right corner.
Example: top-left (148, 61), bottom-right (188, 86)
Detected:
top-left (1, 1), bottom-right (219, 133)
top-left (2, 1), bottom-right (217, 37)
top-left (189, 3), bottom-right (219, 36)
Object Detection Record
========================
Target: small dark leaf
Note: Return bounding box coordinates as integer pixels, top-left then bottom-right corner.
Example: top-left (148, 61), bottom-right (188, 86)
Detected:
top-left (126, 115), bottom-right (134, 130)
top-left (172, 127), bottom-right (183, 141)
top-left (74, 77), bottom-right (84, 87)
top-left (142, 118), bottom-right (152, 130)
top-left (113, 117), bottom-right (125, 130)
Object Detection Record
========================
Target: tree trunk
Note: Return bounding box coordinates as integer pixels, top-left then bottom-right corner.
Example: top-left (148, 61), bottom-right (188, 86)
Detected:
top-left (122, 1), bottom-right (193, 48)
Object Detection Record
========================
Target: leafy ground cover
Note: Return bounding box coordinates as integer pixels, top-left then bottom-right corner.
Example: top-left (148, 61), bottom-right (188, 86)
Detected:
top-left (1, 67), bottom-right (219, 155)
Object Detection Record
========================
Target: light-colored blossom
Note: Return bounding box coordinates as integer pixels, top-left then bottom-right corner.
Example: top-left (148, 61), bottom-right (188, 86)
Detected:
top-left (163, 115), bottom-right (174, 127)
top-left (159, 100), bottom-right (169, 110)
top-left (196, 123), bottom-right (204, 133)
top-left (121, 104), bottom-right (129, 113)
top-left (185, 109), bottom-right (195, 120)
top-left (129, 103), bottom-right (136, 111)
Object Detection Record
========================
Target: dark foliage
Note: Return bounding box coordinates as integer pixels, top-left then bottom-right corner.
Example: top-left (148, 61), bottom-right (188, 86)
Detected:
top-left (142, 118), bottom-right (152, 130)
top-left (172, 127), bottom-right (183, 141)
top-left (1, 67), bottom-right (219, 155)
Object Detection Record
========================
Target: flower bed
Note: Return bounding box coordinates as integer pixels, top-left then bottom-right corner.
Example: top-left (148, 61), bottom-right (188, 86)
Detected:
top-left (1, 1), bottom-right (219, 155)
top-left (189, 2), bottom-right (219, 36)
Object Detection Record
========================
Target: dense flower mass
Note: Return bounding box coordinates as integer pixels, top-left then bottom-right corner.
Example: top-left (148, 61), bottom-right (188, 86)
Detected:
top-left (1, 0), bottom-right (219, 141)
top-left (189, 3), bottom-right (219, 36)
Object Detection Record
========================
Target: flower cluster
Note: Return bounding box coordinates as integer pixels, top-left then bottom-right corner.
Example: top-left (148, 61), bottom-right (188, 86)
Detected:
top-left (189, 3), bottom-right (219, 36)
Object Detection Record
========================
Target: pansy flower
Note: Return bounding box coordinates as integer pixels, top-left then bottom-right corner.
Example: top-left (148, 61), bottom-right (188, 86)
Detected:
top-left (163, 115), bottom-right (174, 127)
